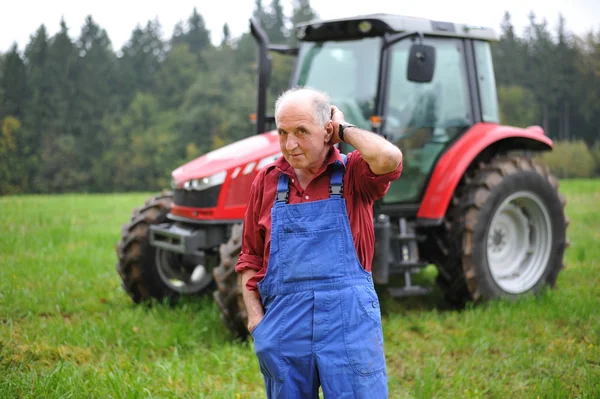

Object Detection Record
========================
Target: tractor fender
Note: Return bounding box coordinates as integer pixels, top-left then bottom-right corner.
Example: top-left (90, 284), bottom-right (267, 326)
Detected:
top-left (416, 122), bottom-right (553, 221)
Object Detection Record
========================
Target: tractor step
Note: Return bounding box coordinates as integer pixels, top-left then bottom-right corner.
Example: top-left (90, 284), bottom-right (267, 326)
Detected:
top-left (389, 261), bottom-right (429, 273)
top-left (388, 285), bottom-right (432, 297)
top-left (373, 216), bottom-right (429, 286)
top-left (387, 269), bottom-right (432, 298)
top-left (391, 233), bottom-right (426, 242)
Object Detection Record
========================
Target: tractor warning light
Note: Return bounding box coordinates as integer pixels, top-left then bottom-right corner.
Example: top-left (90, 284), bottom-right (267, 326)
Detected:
top-left (370, 115), bottom-right (382, 128)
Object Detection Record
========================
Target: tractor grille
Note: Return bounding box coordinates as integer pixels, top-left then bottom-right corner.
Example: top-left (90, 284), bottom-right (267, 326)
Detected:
top-left (173, 185), bottom-right (221, 208)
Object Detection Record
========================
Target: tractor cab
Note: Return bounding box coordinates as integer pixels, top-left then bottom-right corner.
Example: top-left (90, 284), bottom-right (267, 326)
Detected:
top-left (254, 14), bottom-right (500, 209)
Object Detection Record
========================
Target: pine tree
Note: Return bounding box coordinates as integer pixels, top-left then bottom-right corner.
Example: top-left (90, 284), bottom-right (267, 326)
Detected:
top-left (32, 18), bottom-right (84, 193)
top-left (574, 29), bottom-right (600, 145)
top-left (72, 15), bottom-right (120, 190)
top-left (47, 18), bottom-right (77, 132)
top-left (524, 12), bottom-right (558, 136)
top-left (0, 43), bottom-right (29, 119)
top-left (492, 12), bottom-right (527, 87)
top-left (186, 8), bottom-right (211, 55)
top-left (24, 25), bottom-right (51, 140)
top-left (120, 18), bottom-right (166, 100)
top-left (553, 14), bottom-right (578, 140)
top-left (171, 21), bottom-right (186, 48)
top-left (221, 23), bottom-right (231, 47)
top-left (22, 25), bottom-right (53, 190)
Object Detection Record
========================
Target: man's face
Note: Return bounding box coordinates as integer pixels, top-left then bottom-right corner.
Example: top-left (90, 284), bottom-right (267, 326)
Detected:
top-left (276, 99), bottom-right (332, 170)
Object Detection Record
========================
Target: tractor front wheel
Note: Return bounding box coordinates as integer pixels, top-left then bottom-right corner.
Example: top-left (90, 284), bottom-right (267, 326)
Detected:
top-left (116, 192), bottom-right (214, 303)
top-left (212, 223), bottom-right (249, 340)
top-left (438, 154), bottom-right (568, 303)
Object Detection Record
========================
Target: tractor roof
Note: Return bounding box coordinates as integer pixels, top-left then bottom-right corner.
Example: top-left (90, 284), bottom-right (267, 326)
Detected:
top-left (296, 13), bottom-right (498, 42)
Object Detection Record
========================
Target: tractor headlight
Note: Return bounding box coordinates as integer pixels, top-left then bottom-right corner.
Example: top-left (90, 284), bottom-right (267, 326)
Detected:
top-left (182, 171), bottom-right (227, 191)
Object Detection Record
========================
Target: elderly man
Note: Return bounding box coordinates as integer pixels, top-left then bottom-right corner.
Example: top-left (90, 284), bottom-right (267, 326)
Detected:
top-left (235, 86), bottom-right (403, 398)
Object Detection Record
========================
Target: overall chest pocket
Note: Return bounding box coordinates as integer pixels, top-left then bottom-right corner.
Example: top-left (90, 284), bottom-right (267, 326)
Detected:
top-left (278, 225), bottom-right (347, 283)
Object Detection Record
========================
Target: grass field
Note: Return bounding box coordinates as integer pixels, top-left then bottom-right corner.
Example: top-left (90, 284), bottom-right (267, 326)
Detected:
top-left (1, 179), bottom-right (599, 398)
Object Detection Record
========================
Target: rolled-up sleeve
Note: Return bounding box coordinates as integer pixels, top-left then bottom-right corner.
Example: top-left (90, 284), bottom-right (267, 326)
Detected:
top-left (235, 173), bottom-right (265, 274)
top-left (351, 152), bottom-right (403, 201)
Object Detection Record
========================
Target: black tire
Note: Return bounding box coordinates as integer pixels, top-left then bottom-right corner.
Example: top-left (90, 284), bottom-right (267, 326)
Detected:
top-left (212, 223), bottom-right (249, 340)
top-left (436, 154), bottom-right (569, 304)
top-left (116, 191), bottom-right (214, 303)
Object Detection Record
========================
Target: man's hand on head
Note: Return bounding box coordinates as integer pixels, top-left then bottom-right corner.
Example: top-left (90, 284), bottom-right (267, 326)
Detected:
top-left (330, 105), bottom-right (346, 144)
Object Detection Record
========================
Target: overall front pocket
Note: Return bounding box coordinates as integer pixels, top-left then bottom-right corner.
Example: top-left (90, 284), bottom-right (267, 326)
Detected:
top-left (252, 297), bottom-right (289, 382)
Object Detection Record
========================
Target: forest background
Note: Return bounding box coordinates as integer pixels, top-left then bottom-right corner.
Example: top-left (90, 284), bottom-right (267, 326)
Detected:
top-left (0, 0), bottom-right (599, 195)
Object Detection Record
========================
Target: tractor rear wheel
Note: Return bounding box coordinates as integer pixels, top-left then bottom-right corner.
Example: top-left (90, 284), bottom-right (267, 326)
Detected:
top-left (437, 154), bottom-right (568, 304)
top-left (213, 223), bottom-right (249, 340)
top-left (116, 191), bottom-right (214, 303)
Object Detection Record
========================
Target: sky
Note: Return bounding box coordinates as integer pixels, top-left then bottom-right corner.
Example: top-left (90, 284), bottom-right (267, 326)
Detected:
top-left (1, 0), bottom-right (599, 53)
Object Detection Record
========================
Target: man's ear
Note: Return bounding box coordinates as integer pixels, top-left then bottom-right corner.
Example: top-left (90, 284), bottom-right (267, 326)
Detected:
top-left (324, 120), bottom-right (334, 143)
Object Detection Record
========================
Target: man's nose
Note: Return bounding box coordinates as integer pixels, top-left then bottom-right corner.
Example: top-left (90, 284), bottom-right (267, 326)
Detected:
top-left (285, 135), bottom-right (298, 151)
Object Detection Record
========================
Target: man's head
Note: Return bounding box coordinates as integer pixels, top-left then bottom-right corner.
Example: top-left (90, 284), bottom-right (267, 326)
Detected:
top-left (274, 87), bottom-right (334, 171)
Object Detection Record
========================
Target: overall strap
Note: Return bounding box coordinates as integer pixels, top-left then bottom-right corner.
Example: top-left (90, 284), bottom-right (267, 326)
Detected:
top-left (275, 173), bottom-right (289, 204)
top-left (329, 153), bottom-right (347, 198)
top-left (274, 153), bottom-right (348, 204)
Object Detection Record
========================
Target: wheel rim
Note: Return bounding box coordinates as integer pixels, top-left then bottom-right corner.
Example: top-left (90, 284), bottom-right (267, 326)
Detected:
top-left (486, 191), bottom-right (552, 294)
top-left (155, 249), bottom-right (212, 294)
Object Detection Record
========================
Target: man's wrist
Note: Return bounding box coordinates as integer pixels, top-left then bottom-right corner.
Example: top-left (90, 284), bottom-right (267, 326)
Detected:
top-left (339, 123), bottom-right (355, 142)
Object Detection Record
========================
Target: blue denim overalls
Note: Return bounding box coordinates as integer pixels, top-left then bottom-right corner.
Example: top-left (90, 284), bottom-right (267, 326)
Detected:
top-left (252, 156), bottom-right (388, 398)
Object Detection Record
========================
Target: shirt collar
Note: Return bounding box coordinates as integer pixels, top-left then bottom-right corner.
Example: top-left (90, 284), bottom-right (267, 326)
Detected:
top-left (275, 146), bottom-right (346, 177)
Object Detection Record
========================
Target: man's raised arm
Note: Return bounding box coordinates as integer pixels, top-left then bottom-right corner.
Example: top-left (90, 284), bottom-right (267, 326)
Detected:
top-left (330, 105), bottom-right (402, 175)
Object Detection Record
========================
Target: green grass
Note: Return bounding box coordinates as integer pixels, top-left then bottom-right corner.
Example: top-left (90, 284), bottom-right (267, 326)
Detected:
top-left (1, 180), bottom-right (599, 398)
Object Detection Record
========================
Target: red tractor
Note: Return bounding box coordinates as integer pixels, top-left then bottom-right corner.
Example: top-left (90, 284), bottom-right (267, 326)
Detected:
top-left (116, 14), bottom-right (568, 339)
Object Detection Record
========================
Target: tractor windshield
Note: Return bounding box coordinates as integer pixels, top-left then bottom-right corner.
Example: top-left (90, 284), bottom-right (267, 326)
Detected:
top-left (293, 37), bottom-right (381, 131)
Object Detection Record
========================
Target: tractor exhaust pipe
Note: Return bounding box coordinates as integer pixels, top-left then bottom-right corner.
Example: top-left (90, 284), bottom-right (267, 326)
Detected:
top-left (250, 18), bottom-right (271, 136)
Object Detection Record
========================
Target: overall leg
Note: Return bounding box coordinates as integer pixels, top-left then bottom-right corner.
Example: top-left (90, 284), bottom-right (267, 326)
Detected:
top-left (254, 291), bottom-right (320, 399)
top-left (316, 287), bottom-right (388, 399)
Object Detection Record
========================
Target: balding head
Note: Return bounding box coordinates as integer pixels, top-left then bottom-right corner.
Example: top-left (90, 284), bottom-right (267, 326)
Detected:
top-left (274, 87), bottom-right (331, 128)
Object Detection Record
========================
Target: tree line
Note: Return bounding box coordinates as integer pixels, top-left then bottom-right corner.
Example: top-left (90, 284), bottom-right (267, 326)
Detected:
top-left (0, 3), bottom-right (598, 195)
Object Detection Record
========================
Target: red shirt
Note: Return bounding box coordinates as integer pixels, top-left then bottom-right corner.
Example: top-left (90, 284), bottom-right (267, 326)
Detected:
top-left (235, 146), bottom-right (402, 291)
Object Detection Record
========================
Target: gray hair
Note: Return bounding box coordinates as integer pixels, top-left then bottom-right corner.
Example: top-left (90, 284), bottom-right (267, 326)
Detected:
top-left (274, 86), bottom-right (331, 127)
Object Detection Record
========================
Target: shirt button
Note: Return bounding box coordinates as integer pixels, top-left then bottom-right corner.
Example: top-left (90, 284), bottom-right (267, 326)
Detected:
top-left (372, 302), bottom-right (377, 308)
top-left (291, 179), bottom-right (295, 183)
top-left (367, 276), bottom-right (371, 282)
top-left (305, 195), bottom-right (309, 200)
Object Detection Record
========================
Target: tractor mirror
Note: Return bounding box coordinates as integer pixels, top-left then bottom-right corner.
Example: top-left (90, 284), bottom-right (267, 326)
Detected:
top-left (407, 43), bottom-right (436, 83)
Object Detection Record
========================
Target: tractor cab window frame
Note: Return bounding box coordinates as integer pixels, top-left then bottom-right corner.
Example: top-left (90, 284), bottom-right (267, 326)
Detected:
top-left (472, 40), bottom-right (500, 123)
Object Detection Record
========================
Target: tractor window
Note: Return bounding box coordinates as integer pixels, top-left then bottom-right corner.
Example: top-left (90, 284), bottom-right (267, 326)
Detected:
top-left (473, 40), bottom-right (500, 123)
top-left (293, 38), bottom-right (380, 130)
top-left (382, 38), bottom-right (470, 203)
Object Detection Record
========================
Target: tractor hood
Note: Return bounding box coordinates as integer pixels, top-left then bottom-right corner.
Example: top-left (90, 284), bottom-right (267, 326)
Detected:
top-left (171, 130), bottom-right (282, 188)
